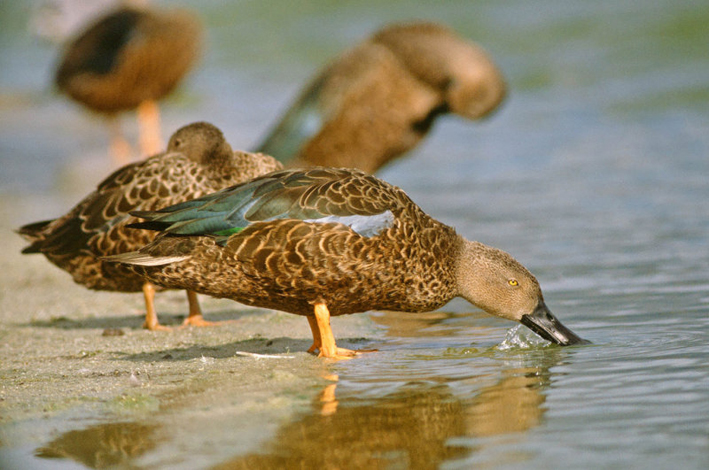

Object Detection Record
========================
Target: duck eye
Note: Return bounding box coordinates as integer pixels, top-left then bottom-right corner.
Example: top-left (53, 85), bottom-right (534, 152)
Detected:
top-left (508, 279), bottom-right (519, 286)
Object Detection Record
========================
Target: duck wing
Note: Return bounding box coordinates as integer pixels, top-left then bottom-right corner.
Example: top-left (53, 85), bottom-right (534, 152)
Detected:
top-left (129, 167), bottom-right (405, 240)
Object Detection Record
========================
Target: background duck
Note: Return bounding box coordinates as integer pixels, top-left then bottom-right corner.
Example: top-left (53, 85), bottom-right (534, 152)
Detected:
top-left (53, 1), bottom-right (202, 163)
top-left (17, 122), bottom-right (282, 330)
top-left (105, 167), bottom-right (588, 358)
top-left (256, 21), bottom-right (506, 173)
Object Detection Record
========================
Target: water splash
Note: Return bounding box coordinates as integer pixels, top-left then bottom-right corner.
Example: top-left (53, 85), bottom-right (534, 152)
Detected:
top-left (496, 325), bottom-right (551, 350)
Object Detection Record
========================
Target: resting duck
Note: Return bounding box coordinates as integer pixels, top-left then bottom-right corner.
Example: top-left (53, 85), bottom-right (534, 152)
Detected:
top-left (104, 168), bottom-right (588, 357)
top-left (18, 122), bottom-right (282, 330)
top-left (256, 22), bottom-right (506, 173)
top-left (54, 3), bottom-right (202, 162)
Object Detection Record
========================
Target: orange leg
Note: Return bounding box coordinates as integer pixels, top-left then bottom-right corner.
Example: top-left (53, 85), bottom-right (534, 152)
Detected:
top-left (181, 291), bottom-right (213, 327)
top-left (311, 303), bottom-right (358, 360)
top-left (142, 282), bottom-right (170, 331)
top-left (181, 291), bottom-right (238, 328)
top-left (108, 116), bottom-right (133, 165)
top-left (307, 315), bottom-right (322, 353)
top-left (137, 100), bottom-right (162, 156)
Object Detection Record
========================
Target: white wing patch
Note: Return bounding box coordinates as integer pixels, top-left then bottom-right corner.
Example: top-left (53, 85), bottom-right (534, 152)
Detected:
top-left (304, 210), bottom-right (395, 237)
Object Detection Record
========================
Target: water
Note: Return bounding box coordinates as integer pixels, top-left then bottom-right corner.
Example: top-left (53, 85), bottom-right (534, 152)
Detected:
top-left (2, 0), bottom-right (709, 468)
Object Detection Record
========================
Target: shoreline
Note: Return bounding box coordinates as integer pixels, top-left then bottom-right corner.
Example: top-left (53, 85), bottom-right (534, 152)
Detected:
top-left (0, 193), bottom-right (378, 467)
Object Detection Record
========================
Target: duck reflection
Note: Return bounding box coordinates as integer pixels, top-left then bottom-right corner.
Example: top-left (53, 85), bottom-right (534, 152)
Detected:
top-left (35, 421), bottom-right (158, 469)
top-left (213, 357), bottom-right (558, 470)
top-left (213, 384), bottom-right (467, 470)
top-left (466, 366), bottom-right (548, 436)
top-left (31, 359), bottom-right (558, 469)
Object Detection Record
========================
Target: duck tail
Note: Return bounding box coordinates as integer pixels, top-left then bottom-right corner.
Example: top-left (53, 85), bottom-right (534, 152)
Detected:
top-left (16, 219), bottom-right (55, 253)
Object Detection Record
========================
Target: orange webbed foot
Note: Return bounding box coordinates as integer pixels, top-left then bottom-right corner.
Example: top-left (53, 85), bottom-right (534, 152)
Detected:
top-left (318, 347), bottom-right (357, 361)
top-left (142, 320), bottom-right (172, 332)
top-left (316, 347), bottom-right (377, 360)
top-left (181, 315), bottom-right (215, 328)
top-left (180, 315), bottom-right (238, 328)
top-left (314, 346), bottom-right (357, 361)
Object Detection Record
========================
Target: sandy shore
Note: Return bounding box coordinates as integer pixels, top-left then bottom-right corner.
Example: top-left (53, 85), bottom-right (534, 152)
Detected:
top-left (0, 191), bottom-right (378, 468)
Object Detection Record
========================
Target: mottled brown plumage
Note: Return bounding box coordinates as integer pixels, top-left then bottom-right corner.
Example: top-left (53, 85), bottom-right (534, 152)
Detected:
top-left (257, 22), bottom-right (506, 173)
top-left (18, 122), bottom-right (282, 330)
top-left (54, 5), bottom-right (202, 159)
top-left (106, 168), bottom-right (587, 356)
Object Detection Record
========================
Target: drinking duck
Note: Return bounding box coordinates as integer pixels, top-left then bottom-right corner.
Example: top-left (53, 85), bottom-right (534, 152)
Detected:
top-left (104, 167), bottom-right (588, 357)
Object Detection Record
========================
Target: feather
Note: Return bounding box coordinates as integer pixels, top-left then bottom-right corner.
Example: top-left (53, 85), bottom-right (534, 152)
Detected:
top-left (127, 168), bottom-right (397, 241)
top-left (303, 211), bottom-right (394, 237)
top-left (103, 252), bottom-right (190, 267)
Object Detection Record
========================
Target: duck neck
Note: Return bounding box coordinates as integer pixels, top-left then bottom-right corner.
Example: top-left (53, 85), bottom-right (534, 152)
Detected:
top-left (453, 237), bottom-right (494, 309)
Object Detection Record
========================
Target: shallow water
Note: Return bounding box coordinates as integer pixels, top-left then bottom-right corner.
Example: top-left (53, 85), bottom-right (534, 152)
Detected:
top-left (2, 0), bottom-right (709, 469)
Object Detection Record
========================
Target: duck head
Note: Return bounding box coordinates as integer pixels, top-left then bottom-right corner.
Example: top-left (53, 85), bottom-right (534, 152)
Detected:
top-left (167, 121), bottom-right (234, 163)
top-left (443, 47), bottom-right (507, 121)
top-left (456, 239), bottom-right (589, 346)
top-left (372, 22), bottom-right (507, 121)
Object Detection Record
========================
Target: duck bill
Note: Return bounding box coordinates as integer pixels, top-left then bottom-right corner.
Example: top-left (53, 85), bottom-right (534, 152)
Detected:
top-left (520, 301), bottom-right (590, 346)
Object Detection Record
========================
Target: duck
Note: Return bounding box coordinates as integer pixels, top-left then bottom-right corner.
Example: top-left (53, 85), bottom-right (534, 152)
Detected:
top-left (53, 2), bottom-right (202, 163)
top-left (103, 167), bottom-right (588, 357)
top-left (255, 21), bottom-right (506, 174)
top-left (17, 122), bottom-right (282, 330)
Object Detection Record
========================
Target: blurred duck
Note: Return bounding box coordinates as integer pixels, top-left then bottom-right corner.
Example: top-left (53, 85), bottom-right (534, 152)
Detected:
top-left (17, 122), bottom-right (282, 330)
top-left (104, 167), bottom-right (588, 358)
top-left (51, 0), bottom-right (202, 163)
top-left (256, 22), bottom-right (506, 173)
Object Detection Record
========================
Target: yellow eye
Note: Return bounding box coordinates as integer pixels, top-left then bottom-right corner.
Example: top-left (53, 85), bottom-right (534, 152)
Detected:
top-left (508, 279), bottom-right (519, 286)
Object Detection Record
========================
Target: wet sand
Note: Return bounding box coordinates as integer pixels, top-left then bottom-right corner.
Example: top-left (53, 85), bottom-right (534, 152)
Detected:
top-left (0, 190), bottom-right (378, 468)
